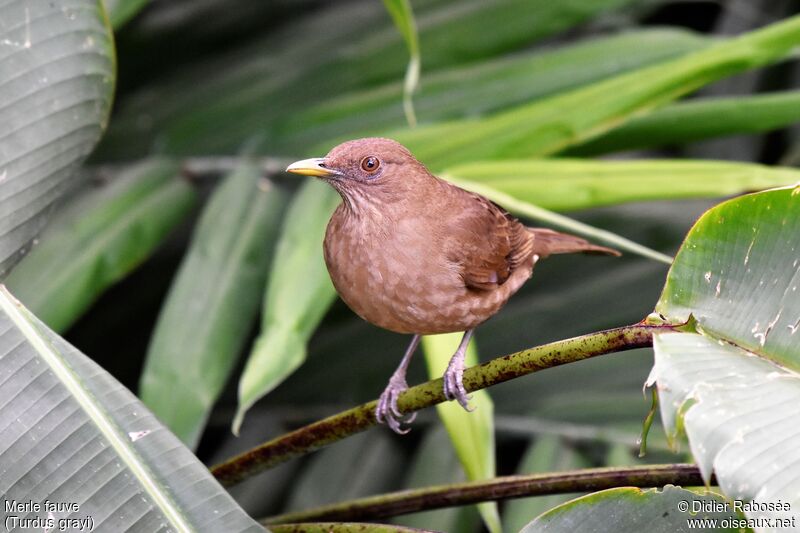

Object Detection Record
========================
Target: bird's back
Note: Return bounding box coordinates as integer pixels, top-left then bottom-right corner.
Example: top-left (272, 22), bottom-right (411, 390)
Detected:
top-left (434, 178), bottom-right (618, 283)
top-left (433, 181), bottom-right (537, 291)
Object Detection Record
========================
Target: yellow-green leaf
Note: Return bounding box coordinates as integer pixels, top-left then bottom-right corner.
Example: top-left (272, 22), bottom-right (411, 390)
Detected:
top-left (422, 333), bottom-right (500, 533)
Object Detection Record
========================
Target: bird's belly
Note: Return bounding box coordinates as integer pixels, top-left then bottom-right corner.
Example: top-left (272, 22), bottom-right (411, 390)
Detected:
top-left (325, 236), bottom-right (524, 334)
top-left (333, 267), bottom-right (483, 334)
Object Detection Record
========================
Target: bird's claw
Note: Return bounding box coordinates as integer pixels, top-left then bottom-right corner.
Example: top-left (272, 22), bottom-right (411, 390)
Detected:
top-left (375, 376), bottom-right (416, 434)
top-left (443, 363), bottom-right (475, 412)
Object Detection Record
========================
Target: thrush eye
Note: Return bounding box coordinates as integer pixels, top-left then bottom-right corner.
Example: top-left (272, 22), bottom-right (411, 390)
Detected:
top-left (361, 156), bottom-right (380, 172)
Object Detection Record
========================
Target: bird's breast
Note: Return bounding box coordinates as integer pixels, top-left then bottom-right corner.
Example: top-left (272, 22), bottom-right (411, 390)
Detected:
top-left (323, 208), bottom-right (527, 334)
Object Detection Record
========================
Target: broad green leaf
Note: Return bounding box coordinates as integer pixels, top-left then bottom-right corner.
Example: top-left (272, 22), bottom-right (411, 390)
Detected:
top-left (0, 286), bottom-right (261, 531)
top-left (382, 0), bottom-right (420, 127)
top-left (571, 90), bottom-right (800, 155)
top-left (504, 435), bottom-right (591, 533)
top-left (0, 0), bottom-right (115, 277)
top-left (387, 15), bottom-right (800, 168)
top-left (442, 159), bottom-right (800, 211)
top-left (233, 180), bottom-right (339, 434)
top-left (422, 334), bottom-right (500, 533)
top-left (97, 0), bottom-right (638, 159)
top-left (278, 29), bottom-right (708, 153)
top-left (652, 334), bottom-right (800, 512)
top-left (103, 0), bottom-right (149, 28)
top-left (6, 160), bottom-right (196, 332)
top-left (656, 186), bottom-right (800, 368)
top-left (649, 186), bottom-right (800, 523)
top-left (523, 486), bottom-right (746, 532)
top-left (394, 427), bottom-right (480, 532)
top-left (140, 163), bottom-right (288, 449)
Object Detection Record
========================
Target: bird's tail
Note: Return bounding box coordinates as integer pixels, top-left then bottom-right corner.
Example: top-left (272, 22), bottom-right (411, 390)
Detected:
top-left (528, 228), bottom-right (620, 258)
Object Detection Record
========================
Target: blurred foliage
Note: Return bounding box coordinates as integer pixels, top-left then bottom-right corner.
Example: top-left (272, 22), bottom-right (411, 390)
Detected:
top-left (569, 89), bottom-right (800, 155)
top-left (503, 435), bottom-right (591, 532)
top-left (4, 0), bottom-right (800, 531)
top-left (7, 160), bottom-right (196, 332)
top-left (443, 158), bottom-right (800, 211)
top-left (394, 427), bottom-right (481, 531)
top-left (140, 161), bottom-right (289, 449)
top-left (96, 0), bottom-right (642, 159)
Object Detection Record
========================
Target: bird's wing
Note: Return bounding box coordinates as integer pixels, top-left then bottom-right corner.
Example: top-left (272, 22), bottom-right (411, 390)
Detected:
top-left (443, 190), bottom-right (534, 291)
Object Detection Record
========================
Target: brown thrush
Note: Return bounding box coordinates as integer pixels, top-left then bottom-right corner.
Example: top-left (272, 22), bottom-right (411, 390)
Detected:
top-left (287, 138), bottom-right (619, 433)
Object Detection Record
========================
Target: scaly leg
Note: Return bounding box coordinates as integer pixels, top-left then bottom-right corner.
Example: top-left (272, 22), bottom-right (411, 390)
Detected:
top-left (376, 334), bottom-right (421, 434)
top-left (443, 329), bottom-right (475, 411)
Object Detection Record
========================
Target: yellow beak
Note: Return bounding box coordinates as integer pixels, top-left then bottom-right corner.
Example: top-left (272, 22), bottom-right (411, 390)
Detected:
top-left (285, 158), bottom-right (337, 178)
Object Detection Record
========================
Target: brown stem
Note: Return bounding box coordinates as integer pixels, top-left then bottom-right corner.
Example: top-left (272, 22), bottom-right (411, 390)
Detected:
top-left (262, 464), bottom-right (707, 524)
top-left (212, 323), bottom-right (675, 487)
top-left (268, 523), bottom-right (437, 533)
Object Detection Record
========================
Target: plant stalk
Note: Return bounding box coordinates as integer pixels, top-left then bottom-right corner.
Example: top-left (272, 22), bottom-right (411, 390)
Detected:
top-left (263, 464), bottom-right (707, 524)
top-left (212, 323), bottom-right (675, 487)
top-left (268, 523), bottom-right (434, 533)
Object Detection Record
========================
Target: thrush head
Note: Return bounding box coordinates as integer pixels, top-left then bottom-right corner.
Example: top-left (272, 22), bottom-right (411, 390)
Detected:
top-left (286, 138), bottom-right (431, 207)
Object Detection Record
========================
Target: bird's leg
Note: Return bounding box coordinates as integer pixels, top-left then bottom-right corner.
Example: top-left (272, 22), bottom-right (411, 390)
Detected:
top-left (376, 334), bottom-right (421, 434)
top-left (443, 329), bottom-right (475, 411)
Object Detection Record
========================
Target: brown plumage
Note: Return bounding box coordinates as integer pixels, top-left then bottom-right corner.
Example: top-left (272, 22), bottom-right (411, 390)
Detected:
top-left (287, 137), bottom-right (618, 433)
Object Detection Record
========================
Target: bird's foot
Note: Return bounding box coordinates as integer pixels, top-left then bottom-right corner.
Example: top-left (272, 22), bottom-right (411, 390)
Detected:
top-left (375, 375), bottom-right (417, 434)
top-left (443, 358), bottom-right (475, 412)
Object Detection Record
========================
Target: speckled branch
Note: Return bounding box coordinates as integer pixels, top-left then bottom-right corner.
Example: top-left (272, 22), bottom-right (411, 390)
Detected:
top-left (262, 464), bottom-right (707, 524)
top-left (212, 323), bottom-right (677, 487)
